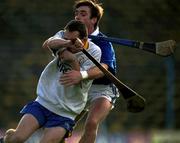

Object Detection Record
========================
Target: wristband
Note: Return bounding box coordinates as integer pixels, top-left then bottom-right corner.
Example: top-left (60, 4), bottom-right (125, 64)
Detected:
top-left (80, 71), bottom-right (89, 79)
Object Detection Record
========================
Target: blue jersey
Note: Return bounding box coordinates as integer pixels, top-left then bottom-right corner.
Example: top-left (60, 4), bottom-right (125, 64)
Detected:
top-left (91, 32), bottom-right (117, 85)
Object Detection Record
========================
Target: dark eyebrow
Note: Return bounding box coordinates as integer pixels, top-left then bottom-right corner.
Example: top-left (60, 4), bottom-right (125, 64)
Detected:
top-left (75, 9), bottom-right (87, 13)
top-left (62, 35), bottom-right (68, 40)
top-left (63, 37), bottom-right (68, 40)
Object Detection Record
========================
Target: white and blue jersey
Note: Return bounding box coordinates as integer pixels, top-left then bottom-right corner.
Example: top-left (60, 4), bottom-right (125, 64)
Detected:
top-left (35, 31), bottom-right (102, 120)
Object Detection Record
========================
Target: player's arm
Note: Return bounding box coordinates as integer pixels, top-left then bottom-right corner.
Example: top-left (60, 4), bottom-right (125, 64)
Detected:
top-left (60, 39), bottom-right (102, 86)
top-left (85, 63), bottom-right (107, 79)
top-left (59, 63), bottom-right (107, 86)
top-left (42, 37), bottom-right (72, 51)
top-left (58, 50), bottom-right (80, 71)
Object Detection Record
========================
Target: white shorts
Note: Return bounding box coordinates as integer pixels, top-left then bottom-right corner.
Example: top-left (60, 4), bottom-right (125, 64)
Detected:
top-left (87, 84), bottom-right (119, 106)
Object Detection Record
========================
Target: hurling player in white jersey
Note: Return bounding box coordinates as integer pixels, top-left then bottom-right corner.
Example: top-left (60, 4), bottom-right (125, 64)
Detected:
top-left (3, 20), bottom-right (101, 143)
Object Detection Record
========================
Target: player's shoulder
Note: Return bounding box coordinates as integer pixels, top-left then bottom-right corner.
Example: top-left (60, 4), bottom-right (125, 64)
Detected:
top-left (88, 40), bottom-right (101, 51)
top-left (92, 32), bottom-right (113, 48)
top-left (53, 30), bottom-right (64, 38)
top-left (87, 40), bottom-right (102, 57)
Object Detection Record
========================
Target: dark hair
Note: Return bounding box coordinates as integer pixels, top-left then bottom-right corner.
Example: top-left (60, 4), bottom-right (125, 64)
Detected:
top-left (74, 0), bottom-right (104, 29)
top-left (64, 20), bottom-right (88, 39)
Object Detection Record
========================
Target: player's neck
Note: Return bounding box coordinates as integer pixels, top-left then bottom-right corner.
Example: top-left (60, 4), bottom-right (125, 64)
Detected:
top-left (88, 26), bottom-right (95, 35)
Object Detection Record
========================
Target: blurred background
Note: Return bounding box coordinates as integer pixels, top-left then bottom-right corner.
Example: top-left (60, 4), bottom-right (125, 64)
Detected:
top-left (0, 0), bottom-right (180, 142)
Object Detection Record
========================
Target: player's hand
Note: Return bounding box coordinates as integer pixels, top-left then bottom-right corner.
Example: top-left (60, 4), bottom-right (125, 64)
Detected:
top-left (68, 38), bottom-right (84, 53)
top-left (59, 50), bottom-right (76, 63)
top-left (59, 70), bottom-right (82, 86)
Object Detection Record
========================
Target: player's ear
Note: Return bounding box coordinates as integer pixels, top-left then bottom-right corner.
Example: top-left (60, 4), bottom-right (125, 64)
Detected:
top-left (91, 17), bottom-right (97, 25)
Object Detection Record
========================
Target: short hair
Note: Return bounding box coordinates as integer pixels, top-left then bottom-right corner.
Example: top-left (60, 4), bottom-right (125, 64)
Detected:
top-left (64, 20), bottom-right (88, 39)
top-left (74, 0), bottom-right (104, 29)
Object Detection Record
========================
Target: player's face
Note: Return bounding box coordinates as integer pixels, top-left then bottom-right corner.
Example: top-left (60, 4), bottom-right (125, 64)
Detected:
top-left (63, 30), bottom-right (83, 53)
top-left (64, 30), bottom-right (79, 41)
top-left (74, 6), bottom-right (96, 32)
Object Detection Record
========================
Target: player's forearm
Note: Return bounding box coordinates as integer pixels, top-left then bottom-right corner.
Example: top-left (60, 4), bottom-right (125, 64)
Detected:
top-left (59, 50), bottom-right (80, 71)
top-left (42, 38), bottom-right (71, 50)
top-left (59, 64), bottom-right (107, 86)
top-left (82, 64), bottom-right (107, 80)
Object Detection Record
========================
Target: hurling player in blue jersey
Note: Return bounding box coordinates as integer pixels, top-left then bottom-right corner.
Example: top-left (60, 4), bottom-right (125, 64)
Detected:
top-left (59, 0), bottom-right (119, 143)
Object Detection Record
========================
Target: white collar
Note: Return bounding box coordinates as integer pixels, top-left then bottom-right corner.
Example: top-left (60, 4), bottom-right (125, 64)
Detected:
top-left (91, 27), bottom-right (99, 36)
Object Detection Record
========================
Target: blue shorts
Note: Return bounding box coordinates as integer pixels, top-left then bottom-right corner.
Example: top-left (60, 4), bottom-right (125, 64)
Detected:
top-left (20, 101), bottom-right (75, 133)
